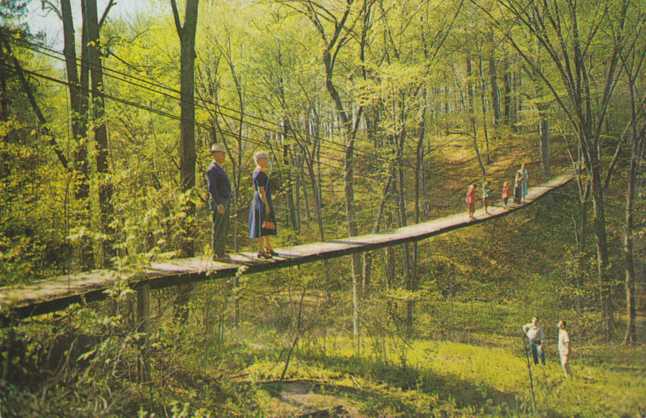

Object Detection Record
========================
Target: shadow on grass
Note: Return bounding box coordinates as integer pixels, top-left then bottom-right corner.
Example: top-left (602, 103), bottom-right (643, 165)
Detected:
top-left (291, 349), bottom-right (564, 417)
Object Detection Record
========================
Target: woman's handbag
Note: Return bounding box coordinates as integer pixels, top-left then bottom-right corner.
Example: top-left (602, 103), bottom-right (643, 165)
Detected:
top-left (262, 220), bottom-right (276, 230)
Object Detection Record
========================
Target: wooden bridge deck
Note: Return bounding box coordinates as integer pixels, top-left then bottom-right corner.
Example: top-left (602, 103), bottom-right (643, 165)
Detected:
top-left (0, 174), bottom-right (573, 320)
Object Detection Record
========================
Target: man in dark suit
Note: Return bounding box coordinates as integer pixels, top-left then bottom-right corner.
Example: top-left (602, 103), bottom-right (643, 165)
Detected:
top-left (205, 144), bottom-right (232, 259)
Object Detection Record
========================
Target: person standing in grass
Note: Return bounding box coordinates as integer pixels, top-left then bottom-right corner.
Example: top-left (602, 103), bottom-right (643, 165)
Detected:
top-left (523, 317), bottom-right (546, 365)
top-left (558, 320), bottom-right (572, 377)
top-left (482, 179), bottom-right (492, 214)
top-left (502, 180), bottom-right (511, 209)
top-left (465, 183), bottom-right (477, 220)
top-left (249, 151), bottom-right (277, 259)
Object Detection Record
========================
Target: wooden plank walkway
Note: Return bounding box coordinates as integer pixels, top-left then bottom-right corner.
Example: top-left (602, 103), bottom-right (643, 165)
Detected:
top-left (0, 174), bottom-right (573, 320)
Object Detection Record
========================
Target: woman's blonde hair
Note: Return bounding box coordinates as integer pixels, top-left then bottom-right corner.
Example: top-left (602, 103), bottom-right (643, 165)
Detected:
top-left (254, 151), bottom-right (269, 165)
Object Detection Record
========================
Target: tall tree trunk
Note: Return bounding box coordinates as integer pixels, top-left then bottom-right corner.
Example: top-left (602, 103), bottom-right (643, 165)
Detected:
top-left (362, 173), bottom-right (393, 296)
top-left (589, 148), bottom-right (612, 340)
top-left (502, 55), bottom-right (512, 127)
top-left (512, 68), bottom-right (521, 130)
top-left (64, 0), bottom-right (93, 268)
top-left (478, 52), bottom-right (492, 164)
top-left (61, 0), bottom-right (82, 165)
top-left (171, 0), bottom-right (199, 257)
top-left (409, 90), bottom-right (428, 332)
top-left (323, 45), bottom-right (362, 352)
top-left (466, 51), bottom-right (486, 176)
top-left (171, 0), bottom-right (199, 323)
top-left (538, 105), bottom-right (550, 177)
top-left (0, 46), bottom-right (8, 121)
top-left (488, 33), bottom-right (501, 130)
top-left (283, 119), bottom-right (298, 232)
top-left (85, 0), bottom-right (115, 265)
top-left (623, 77), bottom-right (644, 344)
top-left (443, 84), bottom-right (450, 135)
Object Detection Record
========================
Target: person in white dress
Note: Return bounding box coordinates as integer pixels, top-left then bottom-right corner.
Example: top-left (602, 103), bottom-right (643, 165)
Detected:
top-left (558, 320), bottom-right (572, 377)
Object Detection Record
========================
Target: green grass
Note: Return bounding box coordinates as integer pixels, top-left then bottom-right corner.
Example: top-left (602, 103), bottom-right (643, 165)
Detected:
top-left (240, 333), bottom-right (646, 417)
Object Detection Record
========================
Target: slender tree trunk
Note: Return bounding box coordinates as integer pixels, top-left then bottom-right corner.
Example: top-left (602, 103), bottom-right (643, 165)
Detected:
top-left (488, 33), bottom-right (501, 130)
top-left (85, 0), bottom-right (115, 265)
top-left (466, 51), bottom-right (486, 176)
top-left (589, 149), bottom-right (612, 340)
top-left (623, 79), bottom-right (644, 344)
top-left (478, 52), bottom-right (491, 164)
top-left (443, 84), bottom-right (450, 135)
top-left (394, 107), bottom-right (413, 331)
top-left (503, 55), bottom-right (512, 127)
top-left (61, 0), bottom-right (85, 179)
top-left (538, 106), bottom-right (550, 177)
top-left (171, 0), bottom-right (199, 323)
top-left (299, 153), bottom-right (309, 222)
top-left (136, 284), bottom-right (151, 382)
top-left (283, 119), bottom-right (298, 231)
top-left (0, 47), bottom-right (8, 121)
top-left (66, 0), bottom-right (93, 268)
top-left (323, 47), bottom-right (362, 352)
top-left (173, 0), bottom-right (199, 257)
top-left (518, 71), bottom-right (523, 116)
top-left (409, 91), bottom-right (427, 332)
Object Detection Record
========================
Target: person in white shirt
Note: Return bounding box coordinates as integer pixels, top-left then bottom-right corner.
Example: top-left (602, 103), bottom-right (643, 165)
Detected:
top-left (558, 320), bottom-right (572, 377)
top-left (522, 317), bottom-right (546, 365)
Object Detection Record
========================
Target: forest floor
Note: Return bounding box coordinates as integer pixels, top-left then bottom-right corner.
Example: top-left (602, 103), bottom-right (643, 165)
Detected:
top-left (234, 310), bottom-right (646, 417)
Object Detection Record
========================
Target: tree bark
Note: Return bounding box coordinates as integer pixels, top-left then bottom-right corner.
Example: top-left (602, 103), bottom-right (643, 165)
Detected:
top-left (85, 0), bottom-right (115, 265)
top-left (61, 0), bottom-right (89, 196)
top-left (466, 51), bottom-right (486, 176)
top-left (538, 108), bottom-right (550, 177)
top-left (136, 284), bottom-right (151, 382)
top-left (63, 0), bottom-right (93, 269)
top-left (478, 52), bottom-right (492, 164)
top-left (283, 119), bottom-right (299, 232)
top-left (0, 46), bottom-right (8, 121)
top-left (623, 75), bottom-right (644, 344)
top-left (502, 55), bottom-right (512, 127)
top-left (488, 32), bottom-right (501, 129)
top-left (589, 149), bottom-right (613, 340)
top-left (323, 41), bottom-right (362, 354)
top-left (171, 0), bottom-right (199, 323)
top-left (171, 0), bottom-right (199, 257)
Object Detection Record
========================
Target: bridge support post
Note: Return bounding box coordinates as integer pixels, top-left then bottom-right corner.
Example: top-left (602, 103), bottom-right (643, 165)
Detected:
top-left (136, 284), bottom-right (150, 382)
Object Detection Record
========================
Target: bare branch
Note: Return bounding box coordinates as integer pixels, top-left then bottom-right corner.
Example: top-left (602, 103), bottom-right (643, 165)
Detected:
top-left (40, 0), bottom-right (63, 21)
top-left (170, 0), bottom-right (183, 40)
top-left (98, 0), bottom-right (117, 30)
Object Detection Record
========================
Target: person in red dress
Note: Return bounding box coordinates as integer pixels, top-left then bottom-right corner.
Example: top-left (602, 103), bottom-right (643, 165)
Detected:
top-left (465, 183), bottom-right (477, 220)
top-left (502, 181), bottom-right (511, 209)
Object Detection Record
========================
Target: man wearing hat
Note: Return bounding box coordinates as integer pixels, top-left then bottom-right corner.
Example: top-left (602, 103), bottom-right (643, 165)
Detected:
top-left (205, 144), bottom-right (232, 259)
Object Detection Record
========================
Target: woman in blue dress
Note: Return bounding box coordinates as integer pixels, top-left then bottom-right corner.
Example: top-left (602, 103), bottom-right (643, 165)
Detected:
top-left (248, 151), bottom-right (277, 259)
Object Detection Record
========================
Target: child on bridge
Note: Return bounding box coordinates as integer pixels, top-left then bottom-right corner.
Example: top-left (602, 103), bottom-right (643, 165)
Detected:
top-left (465, 183), bottom-right (477, 220)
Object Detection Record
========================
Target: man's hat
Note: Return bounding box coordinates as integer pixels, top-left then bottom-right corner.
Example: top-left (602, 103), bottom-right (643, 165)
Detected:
top-left (210, 143), bottom-right (226, 153)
